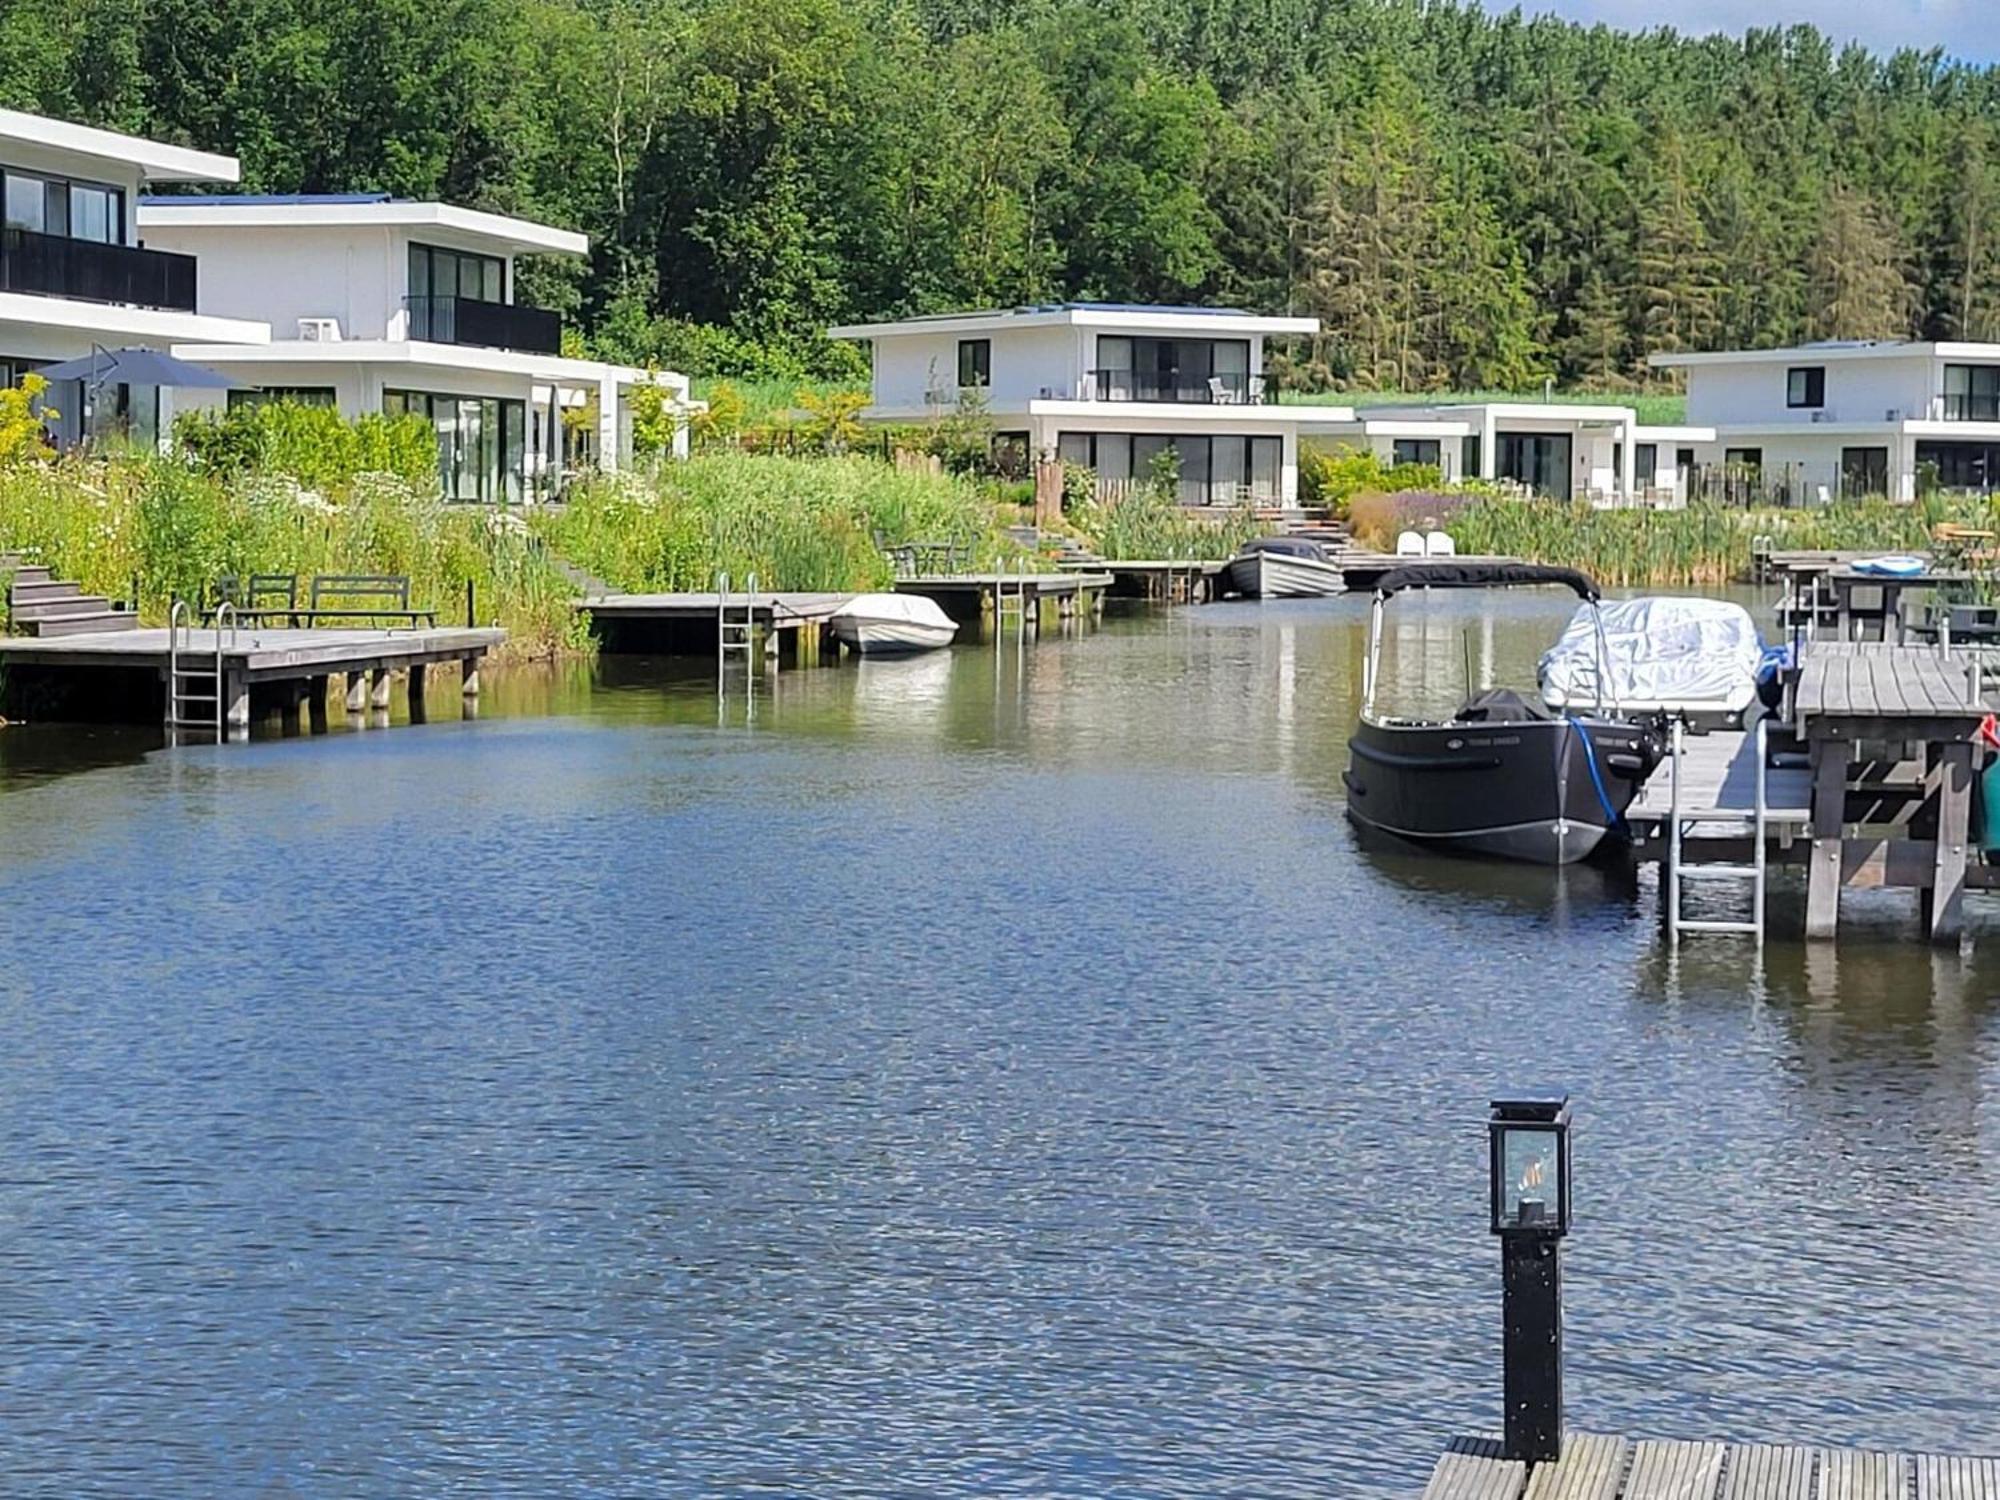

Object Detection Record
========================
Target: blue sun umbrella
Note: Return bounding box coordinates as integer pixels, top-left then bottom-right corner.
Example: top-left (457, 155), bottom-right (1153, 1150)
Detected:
top-left (36, 347), bottom-right (242, 389)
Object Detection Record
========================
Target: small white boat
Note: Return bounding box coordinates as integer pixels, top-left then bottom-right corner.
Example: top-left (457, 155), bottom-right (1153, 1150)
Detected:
top-left (1222, 537), bottom-right (1346, 598)
top-left (1539, 595), bottom-right (1765, 729)
top-left (830, 593), bottom-right (959, 655)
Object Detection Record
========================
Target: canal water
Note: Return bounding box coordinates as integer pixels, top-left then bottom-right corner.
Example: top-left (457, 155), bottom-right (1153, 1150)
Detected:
top-left (3, 590), bottom-right (1998, 1496)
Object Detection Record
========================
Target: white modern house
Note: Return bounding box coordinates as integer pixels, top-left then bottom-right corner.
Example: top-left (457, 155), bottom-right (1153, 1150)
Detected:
top-left (1650, 340), bottom-right (2000, 502)
top-left (140, 193), bottom-right (695, 501)
top-left (1334, 401), bottom-right (1711, 503)
top-left (0, 109), bottom-right (269, 445)
top-left (828, 304), bottom-right (1350, 506)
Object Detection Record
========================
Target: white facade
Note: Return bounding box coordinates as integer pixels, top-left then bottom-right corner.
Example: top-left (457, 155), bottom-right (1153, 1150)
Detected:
top-left (140, 195), bottom-right (695, 498)
top-left (1652, 341), bottom-right (2000, 501)
top-left (0, 109), bottom-right (269, 444)
top-left (1325, 403), bottom-right (1711, 504)
top-left (829, 305), bottom-right (1340, 506)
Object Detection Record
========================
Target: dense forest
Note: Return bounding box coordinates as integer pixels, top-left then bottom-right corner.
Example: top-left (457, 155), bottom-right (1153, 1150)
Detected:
top-left (5, 0), bottom-right (1999, 390)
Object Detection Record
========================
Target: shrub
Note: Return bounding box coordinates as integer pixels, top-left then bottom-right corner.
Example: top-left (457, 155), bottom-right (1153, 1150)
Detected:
top-left (174, 402), bottom-right (439, 492)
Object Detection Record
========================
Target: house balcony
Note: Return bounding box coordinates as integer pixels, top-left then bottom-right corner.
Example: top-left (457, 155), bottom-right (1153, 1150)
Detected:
top-left (403, 294), bottom-right (561, 356)
top-left (0, 227), bottom-right (197, 313)
top-left (1087, 369), bottom-right (1265, 404)
top-left (1937, 393), bottom-right (2000, 423)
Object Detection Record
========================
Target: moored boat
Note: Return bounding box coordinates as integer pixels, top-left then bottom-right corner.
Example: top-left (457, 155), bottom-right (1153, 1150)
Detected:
top-left (830, 593), bottom-right (959, 655)
top-left (1222, 536), bottom-right (1345, 599)
top-left (1342, 563), bottom-right (1663, 865)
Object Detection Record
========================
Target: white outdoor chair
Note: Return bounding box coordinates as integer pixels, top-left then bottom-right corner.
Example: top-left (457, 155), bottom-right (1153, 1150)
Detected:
top-left (1395, 531), bottom-right (1426, 556)
top-left (1425, 531), bottom-right (1457, 556)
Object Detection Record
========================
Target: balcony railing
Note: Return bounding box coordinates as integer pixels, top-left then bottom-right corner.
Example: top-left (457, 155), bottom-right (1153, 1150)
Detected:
top-left (0, 227), bottom-right (197, 313)
top-left (1939, 392), bottom-right (2000, 423)
top-left (1089, 369), bottom-right (1263, 404)
top-left (404, 294), bottom-right (561, 355)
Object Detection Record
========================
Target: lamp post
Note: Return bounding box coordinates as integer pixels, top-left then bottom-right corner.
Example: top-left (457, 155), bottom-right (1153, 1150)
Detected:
top-left (1489, 1093), bottom-right (1572, 1465)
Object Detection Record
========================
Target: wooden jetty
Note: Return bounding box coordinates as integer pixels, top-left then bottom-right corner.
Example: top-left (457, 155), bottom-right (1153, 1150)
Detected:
top-left (893, 571), bottom-right (1110, 628)
top-left (1422, 1431), bottom-right (2000, 1498)
top-left (1629, 640), bottom-right (1998, 944)
top-left (581, 590), bottom-right (850, 662)
top-left (1057, 558), bottom-right (1219, 604)
top-left (0, 623), bottom-right (501, 730)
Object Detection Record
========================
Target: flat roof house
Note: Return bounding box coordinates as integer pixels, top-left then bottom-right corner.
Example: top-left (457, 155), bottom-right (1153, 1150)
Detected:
top-left (141, 195), bottom-right (695, 502)
top-left (1650, 341), bottom-right (2000, 503)
top-left (828, 304), bottom-right (1351, 507)
top-left (0, 109), bottom-right (269, 445)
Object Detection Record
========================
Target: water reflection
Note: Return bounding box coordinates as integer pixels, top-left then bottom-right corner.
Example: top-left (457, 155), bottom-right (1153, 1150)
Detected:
top-left (1, 587), bottom-right (1997, 1495)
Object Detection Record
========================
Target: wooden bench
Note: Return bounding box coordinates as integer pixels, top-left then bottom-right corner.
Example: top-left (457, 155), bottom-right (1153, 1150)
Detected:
top-left (304, 574), bottom-right (437, 627)
top-left (205, 572), bottom-right (437, 627)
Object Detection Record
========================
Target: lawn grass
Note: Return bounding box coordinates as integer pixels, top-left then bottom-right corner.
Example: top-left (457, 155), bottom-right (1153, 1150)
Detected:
top-left (1282, 388), bottom-right (1689, 426)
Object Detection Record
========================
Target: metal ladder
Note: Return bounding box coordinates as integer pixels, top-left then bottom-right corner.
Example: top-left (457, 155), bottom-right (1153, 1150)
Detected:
top-left (1666, 716), bottom-right (1769, 942)
top-left (166, 599), bottom-right (234, 735)
top-left (994, 560), bottom-right (1029, 646)
top-left (716, 570), bottom-right (758, 702)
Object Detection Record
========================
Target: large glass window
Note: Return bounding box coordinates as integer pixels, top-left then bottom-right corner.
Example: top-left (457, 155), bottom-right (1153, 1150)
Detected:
top-left (1787, 366), bottom-right (1825, 409)
top-left (384, 389), bottom-right (528, 502)
top-left (1091, 337), bottom-right (1251, 402)
top-left (407, 242), bottom-right (508, 340)
top-left (1461, 435), bottom-right (1482, 478)
top-left (1054, 431), bottom-right (1283, 504)
top-left (1393, 438), bottom-right (1441, 468)
top-left (1634, 442), bottom-right (1658, 483)
top-left (0, 170), bottom-right (121, 242)
top-left (1841, 446), bottom-right (1889, 497)
top-left (5, 175), bottom-right (43, 232)
top-left (1917, 441), bottom-right (2000, 491)
top-left (1943, 365), bottom-right (2000, 422)
top-left (229, 386), bottom-right (338, 411)
top-left (1497, 432), bottom-right (1573, 501)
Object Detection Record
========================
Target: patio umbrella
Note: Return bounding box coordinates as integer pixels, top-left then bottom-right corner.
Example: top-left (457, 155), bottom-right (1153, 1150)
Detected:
top-left (35, 347), bottom-right (242, 389)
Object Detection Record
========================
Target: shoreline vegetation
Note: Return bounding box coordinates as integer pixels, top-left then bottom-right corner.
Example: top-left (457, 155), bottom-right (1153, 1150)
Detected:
top-left (7, 404), bottom-right (2000, 655)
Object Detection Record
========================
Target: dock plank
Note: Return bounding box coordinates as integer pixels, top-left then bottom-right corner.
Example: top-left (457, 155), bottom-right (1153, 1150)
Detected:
top-left (1523, 1433), bottom-right (1627, 1500)
top-left (1623, 1440), bottom-right (1724, 1499)
top-left (1421, 1438), bottom-right (1526, 1500)
top-left (1719, 1444), bottom-right (1813, 1500)
top-left (1819, 1450), bottom-right (1906, 1500)
top-left (1914, 1453), bottom-right (2000, 1500)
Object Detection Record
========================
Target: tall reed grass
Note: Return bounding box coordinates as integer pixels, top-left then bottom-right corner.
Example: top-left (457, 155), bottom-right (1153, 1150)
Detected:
top-left (1352, 492), bottom-right (1997, 586)
top-left (541, 452), bottom-right (1025, 593)
top-left (0, 455), bottom-right (583, 656)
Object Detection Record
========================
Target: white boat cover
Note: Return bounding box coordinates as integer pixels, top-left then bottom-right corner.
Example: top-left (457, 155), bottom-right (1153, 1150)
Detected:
top-left (1538, 596), bottom-right (1763, 715)
top-left (830, 593), bottom-right (955, 631)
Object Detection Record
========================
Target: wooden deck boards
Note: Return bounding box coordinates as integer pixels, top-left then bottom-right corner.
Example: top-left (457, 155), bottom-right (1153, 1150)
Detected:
top-left (1625, 729), bottom-right (1812, 828)
top-left (0, 624), bottom-right (502, 677)
top-left (1423, 1438), bottom-right (1997, 1500)
top-left (1794, 643), bottom-right (1981, 723)
top-left (579, 591), bottom-right (851, 625)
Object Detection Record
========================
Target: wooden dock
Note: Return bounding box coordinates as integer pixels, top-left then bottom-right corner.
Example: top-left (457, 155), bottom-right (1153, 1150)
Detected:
top-left (893, 571), bottom-right (1110, 628)
top-left (1630, 639), bottom-right (2000, 943)
top-left (580, 590), bottom-right (849, 661)
top-left (0, 623), bottom-right (501, 730)
top-left (1423, 1431), bottom-right (2000, 1498)
top-left (1057, 558), bottom-right (1219, 603)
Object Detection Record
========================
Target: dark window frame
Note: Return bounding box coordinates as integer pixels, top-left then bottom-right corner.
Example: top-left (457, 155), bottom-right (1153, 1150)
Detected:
top-left (1787, 367), bottom-right (1826, 409)
top-left (1055, 430), bottom-right (1282, 503)
top-left (1943, 364), bottom-right (2000, 423)
top-left (383, 387), bottom-right (528, 504)
top-left (1, 166), bottom-right (126, 245)
top-left (957, 338), bottom-right (991, 390)
top-left (1840, 445), bottom-right (1890, 497)
top-left (1392, 438), bottom-right (1441, 468)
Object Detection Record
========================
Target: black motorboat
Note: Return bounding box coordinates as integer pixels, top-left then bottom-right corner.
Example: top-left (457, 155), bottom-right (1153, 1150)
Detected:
top-left (1342, 563), bottom-right (1663, 865)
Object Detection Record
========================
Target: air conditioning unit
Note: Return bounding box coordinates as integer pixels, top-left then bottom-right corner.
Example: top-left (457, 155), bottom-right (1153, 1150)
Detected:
top-left (1810, 410), bottom-right (1832, 423)
top-left (297, 317), bottom-right (342, 342)
top-left (1884, 407), bottom-right (1903, 422)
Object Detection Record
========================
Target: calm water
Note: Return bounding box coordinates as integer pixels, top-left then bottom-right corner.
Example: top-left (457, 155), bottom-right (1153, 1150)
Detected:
top-left (3, 592), bottom-right (1999, 1497)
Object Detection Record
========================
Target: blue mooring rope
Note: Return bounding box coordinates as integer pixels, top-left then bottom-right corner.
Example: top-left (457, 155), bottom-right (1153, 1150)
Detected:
top-left (1565, 716), bottom-right (1623, 827)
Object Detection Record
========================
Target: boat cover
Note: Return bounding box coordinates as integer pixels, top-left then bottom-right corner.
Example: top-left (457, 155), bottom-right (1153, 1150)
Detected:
top-left (1454, 687), bottom-right (1557, 723)
top-left (829, 593), bottom-right (956, 629)
top-left (1538, 596), bottom-right (1763, 715)
top-left (1239, 535), bottom-right (1329, 560)
top-left (1371, 562), bottom-right (1599, 599)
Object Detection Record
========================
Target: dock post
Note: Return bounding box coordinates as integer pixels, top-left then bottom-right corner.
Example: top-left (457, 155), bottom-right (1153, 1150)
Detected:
top-left (461, 655), bottom-right (481, 698)
top-left (370, 668), bottom-right (394, 711)
top-left (408, 663), bottom-right (428, 724)
top-left (307, 675), bottom-right (329, 734)
top-left (1805, 738), bottom-right (1850, 940)
top-left (278, 682), bottom-right (303, 737)
top-left (345, 672), bottom-right (368, 714)
top-left (224, 669), bottom-right (251, 730)
top-left (1925, 740), bottom-right (1973, 944)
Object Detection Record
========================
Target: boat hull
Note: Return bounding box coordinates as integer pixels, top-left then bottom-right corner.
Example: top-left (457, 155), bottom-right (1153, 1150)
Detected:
top-left (830, 617), bottom-right (958, 655)
top-left (1342, 714), bottom-right (1658, 865)
top-left (1224, 550), bottom-right (1346, 599)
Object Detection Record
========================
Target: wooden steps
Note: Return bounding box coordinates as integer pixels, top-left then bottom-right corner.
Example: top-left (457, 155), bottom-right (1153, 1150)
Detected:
top-left (2, 553), bottom-right (138, 636)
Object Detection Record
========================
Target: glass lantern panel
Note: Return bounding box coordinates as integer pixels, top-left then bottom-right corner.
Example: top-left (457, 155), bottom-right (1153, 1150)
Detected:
top-left (1501, 1127), bottom-right (1560, 1229)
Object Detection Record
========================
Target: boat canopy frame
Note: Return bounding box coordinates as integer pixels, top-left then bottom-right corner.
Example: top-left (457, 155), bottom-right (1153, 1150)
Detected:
top-left (1361, 564), bottom-right (1618, 720)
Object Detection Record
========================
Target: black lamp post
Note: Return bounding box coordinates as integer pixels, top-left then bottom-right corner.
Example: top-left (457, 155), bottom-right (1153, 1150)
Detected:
top-left (1489, 1094), bottom-right (1572, 1465)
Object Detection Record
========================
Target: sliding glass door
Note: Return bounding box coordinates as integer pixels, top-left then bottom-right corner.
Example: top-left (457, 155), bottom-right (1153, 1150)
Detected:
top-left (384, 390), bottom-right (527, 503)
top-left (1496, 432), bottom-right (1573, 501)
